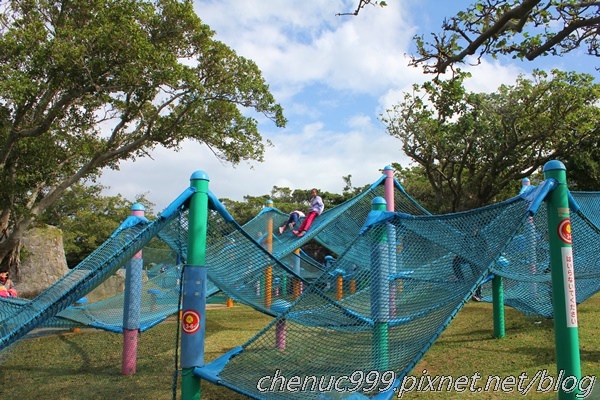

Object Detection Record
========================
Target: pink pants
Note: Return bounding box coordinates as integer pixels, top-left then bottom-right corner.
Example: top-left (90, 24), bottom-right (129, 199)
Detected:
top-left (297, 211), bottom-right (318, 233)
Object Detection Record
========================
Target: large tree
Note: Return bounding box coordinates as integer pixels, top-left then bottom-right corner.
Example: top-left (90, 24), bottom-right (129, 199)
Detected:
top-left (0, 0), bottom-right (286, 275)
top-left (409, 0), bottom-right (600, 74)
top-left (382, 69), bottom-right (600, 212)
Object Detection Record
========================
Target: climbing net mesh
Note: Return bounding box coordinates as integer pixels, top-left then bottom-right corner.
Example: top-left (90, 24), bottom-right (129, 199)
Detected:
top-left (204, 189), bottom-right (599, 399)
top-left (0, 176), bottom-right (598, 400)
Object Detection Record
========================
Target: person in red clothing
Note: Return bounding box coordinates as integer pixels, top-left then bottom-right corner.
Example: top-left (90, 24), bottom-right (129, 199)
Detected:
top-left (293, 188), bottom-right (325, 238)
top-left (0, 270), bottom-right (17, 298)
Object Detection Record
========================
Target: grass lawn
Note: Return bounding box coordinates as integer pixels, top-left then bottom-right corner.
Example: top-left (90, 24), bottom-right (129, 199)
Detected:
top-left (0, 295), bottom-right (598, 399)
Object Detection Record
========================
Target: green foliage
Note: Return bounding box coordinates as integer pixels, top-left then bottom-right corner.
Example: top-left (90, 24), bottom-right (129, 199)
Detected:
top-left (565, 146), bottom-right (600, 191)
top-left (392, 163), bottom-right (441, 213)
top-left (38, 183), bottom-right (154, 267)
top-left (0, 0), bottom-right (286, 266)
top-left (383, 69), bottom-right (600, 212)
top-left (410, 0), bottom-right (600, 73)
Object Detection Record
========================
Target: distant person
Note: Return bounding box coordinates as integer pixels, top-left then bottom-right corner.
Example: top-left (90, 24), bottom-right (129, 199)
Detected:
top-left (0, 270), bottom-right (17, 298)
top-left (278, 210), bottom-right (305, 234)
top-left (452, 254), bottom-right (482, 301)
top-left (293, 188), bottom-right (324, 238)
top-left (451, 228), bottom-right (487, 301)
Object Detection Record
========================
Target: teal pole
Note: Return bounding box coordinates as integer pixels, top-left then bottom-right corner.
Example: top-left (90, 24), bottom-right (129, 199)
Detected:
top-left (282, 277), bottom-right (287, 296)
top-left (370, 197), bottom-right (389, 371)
top-left (492, 275), bottom-right (504, 338)
top-left (543, 160), bottom-right (581, 399)
top-left (494, 177), bottom-right (532, 338)
top-left (181, 171), bottom-right (210, 400)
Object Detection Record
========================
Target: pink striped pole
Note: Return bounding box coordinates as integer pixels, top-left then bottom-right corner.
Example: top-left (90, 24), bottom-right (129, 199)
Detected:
top-left (122, 203), bottom-right (145, 375)
top-left (382, 166), bottom-right (397, 319)
top-left (275, 319), bottom-right (286, 350)
top-left (383, 165), bottom-right (395, 212)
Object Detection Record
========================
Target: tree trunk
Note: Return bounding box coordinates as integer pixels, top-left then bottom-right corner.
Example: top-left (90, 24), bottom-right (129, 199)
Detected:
top-left (0, 241), bottom-right (21, 280)
top-left (0, 213), bottom-right (34, 278)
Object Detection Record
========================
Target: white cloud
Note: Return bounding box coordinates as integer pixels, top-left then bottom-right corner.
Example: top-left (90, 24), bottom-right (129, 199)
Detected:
top-left (99, 0), bottom-right (593, 214)
top-left (464, 58), bottom-right (525, 93)
top-left (196, 0), bottom-right (419, 95)
top-left (101, 119), bottom-right (407, 211)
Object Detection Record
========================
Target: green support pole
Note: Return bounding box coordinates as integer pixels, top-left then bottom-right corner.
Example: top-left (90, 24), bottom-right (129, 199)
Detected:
top-left (492, 275), bottom-right (505, 338)
top-left (543, 160), bottom-right (581, 399)
top-left (181, 171), bottom-right (210, 400)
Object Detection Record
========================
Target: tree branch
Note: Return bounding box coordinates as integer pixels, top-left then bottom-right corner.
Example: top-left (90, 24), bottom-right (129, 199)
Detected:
top-left (526, 15), bottom-right (600, 59)
top-left (438, 0), bottom-right (542, 73)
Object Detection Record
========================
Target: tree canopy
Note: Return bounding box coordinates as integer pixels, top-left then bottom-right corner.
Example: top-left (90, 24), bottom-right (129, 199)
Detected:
top-left (382, 69), bottom-right (600, 212)
top-left (410, 0), bottom-right (600, 74)
top-left (0, 0), bottom-right (286, 273)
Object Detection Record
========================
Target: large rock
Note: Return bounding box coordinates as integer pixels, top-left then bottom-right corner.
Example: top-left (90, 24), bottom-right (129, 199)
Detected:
top-left (17, 225), bottom-right (147, 302)
top-left (17, 225), bottom-right (69, 298)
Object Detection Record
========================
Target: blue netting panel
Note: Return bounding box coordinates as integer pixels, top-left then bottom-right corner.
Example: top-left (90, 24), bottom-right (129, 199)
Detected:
top-left (196, 195), bottom-right (532, 399)
top-left (200, 177), bottom-right (430, 316)
top-left (52, 264), bottom-right (183, 332)
top-left (0, 212), bottom-right (179, 350)
top-left (241, 208), bottom-right (327, 282)
top-left (571, 192), bottom-right (600, 229)
top-left (39, 215), bottom-right (221, 333)
top-left (481, 192), bottom-right (600, 318)
top-left (203, 208), bottom-right (314, 316)
top-left (314, 181), bottom-right (430, 258)
top-left (157, 210), bottom-right (189, 261)
top-left (259, 178), bottom-right (430, 260)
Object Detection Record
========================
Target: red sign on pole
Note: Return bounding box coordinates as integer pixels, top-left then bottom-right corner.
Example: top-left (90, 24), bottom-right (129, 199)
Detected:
top-left (182, 310), bottom-right (201, 334)
top-left (558, 218), bottom-right (572, 244)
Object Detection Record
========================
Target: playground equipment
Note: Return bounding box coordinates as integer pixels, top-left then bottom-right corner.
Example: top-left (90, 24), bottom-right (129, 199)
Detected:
top-left (0, 163), bottom-right (598, 400)
top-left (189, 162), bottom-right (598, 400)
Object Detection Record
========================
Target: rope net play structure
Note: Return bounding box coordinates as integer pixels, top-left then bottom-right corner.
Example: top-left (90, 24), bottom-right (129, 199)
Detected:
top-left (193, 180), bottom-right (600, 399)
top-left (0, 167), bottom-right (598, 400)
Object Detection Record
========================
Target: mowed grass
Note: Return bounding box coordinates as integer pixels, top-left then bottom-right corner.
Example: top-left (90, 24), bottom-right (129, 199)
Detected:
top-left (0, 294), bottom-right (598, 400)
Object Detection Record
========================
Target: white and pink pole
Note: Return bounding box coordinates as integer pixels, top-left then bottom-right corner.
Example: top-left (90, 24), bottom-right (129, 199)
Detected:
top-left (122, 203), bottom-right (145, 375)
top-left (382, 166), bottom-right (397, 319)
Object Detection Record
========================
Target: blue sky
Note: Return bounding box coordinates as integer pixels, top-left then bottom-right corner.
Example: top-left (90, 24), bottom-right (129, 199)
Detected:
top-left (100, 0), bottom-right (597, 212)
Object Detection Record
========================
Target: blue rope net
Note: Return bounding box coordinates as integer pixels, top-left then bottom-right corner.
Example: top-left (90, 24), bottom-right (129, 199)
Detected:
top-left (481, 190), bottom-right (600, 318)
top-left (0, 172), bottom-right (598, 400)
top-left (193, 184), bottom-right (600, 399)
top-left (0, 211), bottom-right (182, 349)
top-left (0, 199), bottom-right (224, 338)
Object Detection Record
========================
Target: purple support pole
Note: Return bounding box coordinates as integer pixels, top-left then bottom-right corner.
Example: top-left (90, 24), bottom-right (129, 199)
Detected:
top-left (265, 200), bottom-right (287, 350)
top-left (122, 203), bottom-right (145, 375)
top-left (275, 320), bottom-right (286, 350)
